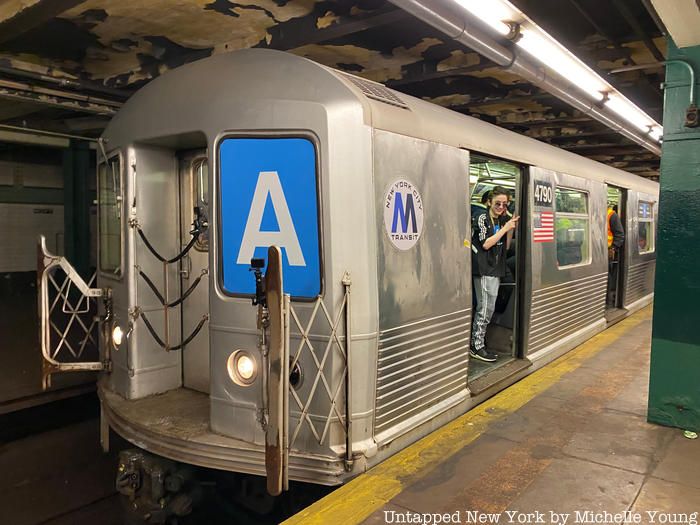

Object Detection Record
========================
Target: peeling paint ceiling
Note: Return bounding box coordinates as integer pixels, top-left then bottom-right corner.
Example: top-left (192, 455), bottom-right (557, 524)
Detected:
top-left (0, 0), bottom-right (665, 178)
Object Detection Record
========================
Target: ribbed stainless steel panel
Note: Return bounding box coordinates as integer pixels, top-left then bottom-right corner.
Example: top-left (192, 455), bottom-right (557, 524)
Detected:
top-left (626, 260), bottom-right (655, 304)
top-left (528, 273), bottom-right (606, 354)
top-left (374, 309), bottom-right (470, 434)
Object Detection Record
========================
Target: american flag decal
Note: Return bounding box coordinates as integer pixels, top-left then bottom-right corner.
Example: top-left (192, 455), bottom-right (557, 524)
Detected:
top-left (533, 211), bottom-right (554, 242)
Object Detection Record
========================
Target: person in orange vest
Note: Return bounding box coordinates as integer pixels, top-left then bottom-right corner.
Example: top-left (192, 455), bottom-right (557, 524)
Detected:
top-left (607, 204), bottom-right (625, 259)
top-left (607, 204), bottom-right (625, 306)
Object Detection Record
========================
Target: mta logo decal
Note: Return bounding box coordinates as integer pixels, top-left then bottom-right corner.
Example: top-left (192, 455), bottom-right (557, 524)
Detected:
top-left (384, 179), bottom-right (424, 250)
top-left (219, 138), bottom-right (320, 298)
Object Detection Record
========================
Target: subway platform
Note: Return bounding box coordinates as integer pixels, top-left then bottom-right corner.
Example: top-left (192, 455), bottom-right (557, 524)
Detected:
top-left (286, 306), bottom-right (700, 525)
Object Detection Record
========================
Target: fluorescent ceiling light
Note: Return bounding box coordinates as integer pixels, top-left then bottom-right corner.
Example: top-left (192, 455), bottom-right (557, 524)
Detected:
top-left (454, 0), bottom-right (515, 35)
top-left (516, 28), bottom-right (607, 101)
top-left (649, 126), bottom-right (663, 141)
top-left (453, 0), bottom-right (662, 142)
top-left (605, 94), bottom-right (655, 132)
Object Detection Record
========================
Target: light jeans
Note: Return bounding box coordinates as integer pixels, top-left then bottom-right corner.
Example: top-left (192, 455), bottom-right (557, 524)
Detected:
top-left (472, 275), bottom-right (500, 351)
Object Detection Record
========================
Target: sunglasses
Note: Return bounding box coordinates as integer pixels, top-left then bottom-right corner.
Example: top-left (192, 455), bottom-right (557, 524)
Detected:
top-left (492, 202), bottom-right (509, 209)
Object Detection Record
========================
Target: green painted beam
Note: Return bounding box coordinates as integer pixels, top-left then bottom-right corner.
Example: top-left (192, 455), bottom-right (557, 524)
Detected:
top-left (648, 38), bottom-right (700, 431)
top-left (62, 139), bottom-right (92, 280)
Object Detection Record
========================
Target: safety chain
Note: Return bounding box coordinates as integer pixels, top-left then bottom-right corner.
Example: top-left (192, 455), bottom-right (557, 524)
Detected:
top-left (133, 306), bottom-right (209, 352)
top-left (129, 206), bottom-right (204, 264)
top-left (138, 267), bottom-right (208, 308)
top-left (129, 208), bottom-right (209, 352)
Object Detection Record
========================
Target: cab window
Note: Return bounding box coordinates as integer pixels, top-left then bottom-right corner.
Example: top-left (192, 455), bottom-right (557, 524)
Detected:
top-left (98, 155), bottom-right (122, 276)
top-left (192, 158), bottom-right (209, 251)
top-left (638, 201), bottom-right (655, 254)
top-left (555, 188), bottom-right (590, 268)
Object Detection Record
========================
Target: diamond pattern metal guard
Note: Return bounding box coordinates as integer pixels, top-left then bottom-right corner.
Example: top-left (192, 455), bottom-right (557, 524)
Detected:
top-left (46, 269), bottom-right (99, 362)
top-left (38, 235), bottom-right (105, 375)
top-left (287, 292), bottom-right (349, 449)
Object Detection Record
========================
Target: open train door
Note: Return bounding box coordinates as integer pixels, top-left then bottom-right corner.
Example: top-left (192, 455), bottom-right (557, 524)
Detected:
top-left (262, 246), bottom-right (290, 496)
top-left (605, 185), bottom-right (627, 323)
top-left (37, 235), bottom-right (111, 389)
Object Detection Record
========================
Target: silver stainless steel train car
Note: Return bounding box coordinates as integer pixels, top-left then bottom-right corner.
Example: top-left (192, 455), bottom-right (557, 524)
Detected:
top-left (37, 49), bottom-right (658, 497)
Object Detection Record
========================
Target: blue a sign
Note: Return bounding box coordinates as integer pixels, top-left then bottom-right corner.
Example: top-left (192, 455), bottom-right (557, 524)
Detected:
top-left (219, 137), bottom-right (321, 298)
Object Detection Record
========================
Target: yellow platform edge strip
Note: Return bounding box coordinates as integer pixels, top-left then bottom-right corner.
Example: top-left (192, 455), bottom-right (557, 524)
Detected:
top-left (283, 307), bottom-right (652, 525)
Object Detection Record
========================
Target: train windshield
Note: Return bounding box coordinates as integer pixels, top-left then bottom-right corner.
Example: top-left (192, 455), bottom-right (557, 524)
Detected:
top-left (98, 154), bottom-right (122, 276)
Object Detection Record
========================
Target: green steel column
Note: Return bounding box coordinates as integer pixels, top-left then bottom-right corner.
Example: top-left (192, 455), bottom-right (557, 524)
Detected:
top-left (62, 139), bottom-right (91, 279)
top-left (648, 39), bottom-right (700, 431)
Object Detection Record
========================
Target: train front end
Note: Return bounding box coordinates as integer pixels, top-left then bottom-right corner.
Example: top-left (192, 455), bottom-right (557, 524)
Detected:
top-left (36, 49), bottom-right (379, 493)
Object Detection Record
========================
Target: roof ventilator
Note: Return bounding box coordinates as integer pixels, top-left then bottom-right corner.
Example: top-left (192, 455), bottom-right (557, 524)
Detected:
top-left (340, 72), bottom-right (410, 110)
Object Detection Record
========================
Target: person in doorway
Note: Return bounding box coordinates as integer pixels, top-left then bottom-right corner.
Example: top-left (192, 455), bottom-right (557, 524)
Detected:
top-left (471, 186), bottom-right (520, 362)
top-left (607, 203), bottom-right (625, 306)
top-left (608, 204), bottom-right (625, 259)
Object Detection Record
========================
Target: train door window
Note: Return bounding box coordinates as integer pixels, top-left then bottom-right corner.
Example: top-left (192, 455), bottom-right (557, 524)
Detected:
top-left (98, 154), bottom-right (122, 276)
top-left (638, 201), bottom-right (655, 254)
top-left (192, 158), bottom-right (209, 250)
top-left (555, 188), bottom-right (590, 268)
top-left (468, 154), bottom-right (522, 383)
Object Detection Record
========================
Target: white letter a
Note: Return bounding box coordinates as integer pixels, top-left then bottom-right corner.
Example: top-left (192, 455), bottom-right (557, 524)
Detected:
top-left (237, 171), bottom-right (306, 266)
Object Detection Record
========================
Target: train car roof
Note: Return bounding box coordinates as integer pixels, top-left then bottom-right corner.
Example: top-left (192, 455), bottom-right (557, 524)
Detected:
top-left (326, 68), bottom-right (659, 195)
top-left (104, 48), bottom-right (658, 195)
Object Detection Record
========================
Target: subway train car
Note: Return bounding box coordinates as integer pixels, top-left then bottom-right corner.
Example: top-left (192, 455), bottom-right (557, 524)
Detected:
top-left (37, 49), bottom-right (658, 504)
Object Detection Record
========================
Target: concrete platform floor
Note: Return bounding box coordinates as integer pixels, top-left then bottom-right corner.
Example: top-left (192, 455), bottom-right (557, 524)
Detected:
top-left (286, 306), bottom-right (700, 525)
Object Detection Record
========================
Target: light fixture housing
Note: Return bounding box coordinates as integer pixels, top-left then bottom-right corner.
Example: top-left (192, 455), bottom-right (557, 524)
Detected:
top-left (454, 0), bottom-right (515, 35)
top-left (112, 325), bottom-right (124, 348)
top-left (453, 0), bottom-right (662, 142)
top-left (227, 350), bottom-right (258, 386)
top-left (605, 94), bottom-right (656, 133)
top-left (649, 126), bottom-right (663, 142)
top-left (516, 28), bottom-right (607, 102)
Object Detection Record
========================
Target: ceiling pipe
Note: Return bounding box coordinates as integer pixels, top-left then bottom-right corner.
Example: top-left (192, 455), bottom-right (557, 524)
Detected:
top-left (388, 0), bottom-right (662, 156)
top-left (0, 64), bottom-right (132, 99)
top-left (609, 62), bottom-right (665, 73)
top-left (0, 86), bottom-right (118, 116)
top-left (610, 60), bottom-right (695, 106)
top-left (0, 124), bottom-right (99, 144)
top-left (0, 78), bottom-right (123, 108)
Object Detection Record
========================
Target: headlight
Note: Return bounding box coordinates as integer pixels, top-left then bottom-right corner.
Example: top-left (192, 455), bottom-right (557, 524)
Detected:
top-left (227, 350), bottom-right (258, 386)
top-left (237, 355), bottom-right (255, 380)
top-left (112, 325), bottom-right (124, 347)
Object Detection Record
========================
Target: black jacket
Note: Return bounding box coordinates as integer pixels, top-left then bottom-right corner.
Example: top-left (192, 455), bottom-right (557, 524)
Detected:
top-left (609, 211), bottom-right (625, 248)
top-left (471, 209), bottom-right (507, 278)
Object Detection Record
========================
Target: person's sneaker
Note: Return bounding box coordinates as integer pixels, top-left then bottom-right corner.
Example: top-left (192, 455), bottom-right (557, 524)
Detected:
top-left (469, 347), bottom-right (498, 362)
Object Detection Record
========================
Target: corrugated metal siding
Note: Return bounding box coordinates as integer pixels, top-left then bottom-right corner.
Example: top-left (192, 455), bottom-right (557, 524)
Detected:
top-left (528, 273), bottom-right (607, 354)
top-left (626, 260), bottom-right (655, 304)
top-left (374, 309), bottom-right (470, 434)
